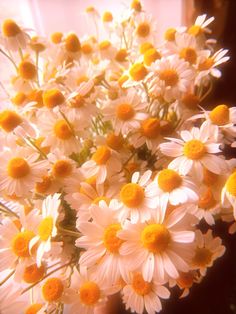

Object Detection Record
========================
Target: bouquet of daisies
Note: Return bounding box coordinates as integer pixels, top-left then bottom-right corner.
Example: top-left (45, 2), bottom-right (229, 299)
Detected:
top-left (0, 1), bottom-right (235, 313)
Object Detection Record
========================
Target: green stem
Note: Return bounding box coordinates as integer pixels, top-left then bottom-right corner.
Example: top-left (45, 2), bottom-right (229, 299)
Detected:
top-left (0, 269), bottom-right (15, 286)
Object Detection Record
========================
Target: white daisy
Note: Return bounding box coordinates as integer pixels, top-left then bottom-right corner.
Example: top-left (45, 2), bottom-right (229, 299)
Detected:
top-left (188, 14), bottom-right (215, 37)
top-left (134, 13), bottom-right (157, 44)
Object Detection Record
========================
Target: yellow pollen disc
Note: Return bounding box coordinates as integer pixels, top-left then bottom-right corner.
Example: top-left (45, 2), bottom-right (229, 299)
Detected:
top-left (118, 74), bottom-right (129, 87)
top-left (28, 89), bottom-right (44, 108)
top-left (226, 172), bottom-right (236, 196)
top-left (18, 61), bottom-right (37, 80)
top-left (158, 169), bottom-right (182, 192)
top-left (80, 281), bottom-right (101, 306)
top-left (116, 103), bottom-right (135, 121)
top-left (23, 263), bottom-right (45, 283)
top-left (52, 160), bottom-right (72, 178)
top-left (85, 176), bottom-right (97, 187)
top-left (192, 247), bottom-right (212, 267)
top-left (35, 175), bottom-right (52, 194)
top-left (81, 43), bottom-right (93, 54)
top-left (38, 217), bottom-right (54, 241)
top-left (159, 69), bottom-right (179, 86)
top-left (115, 49), bottom-right (128, 62)
top-left (99, 40), bottom-right (111, 50)
top-left (43, 89), bottom-right (65, 108)
top-left (0, 110), bottom-right (22, 132)
top-left (86, 6), bottom-right (96, 13)
top-left (132, 273), bottom-right (152, 295)
top-left (30, 37), bottom-right (46, 52)
top-left (120, 183), bottom-right (144, 208)
top-left (93, 196), bottom-right (110, 205)
top-left (188, 25), bottom-right (202, 36)
top-left (7, 157), bottom-right (30, 179)
top-left (177, 271), bottom-right (195, 289)
top-left (198, 58), bottom-right (214, 71)
top-left (203, 168), bottom-right (218, 186)
top-left (77, 75), bottom-right (89, 85)
top-left (144, 48), bottom-right (161, 66)
top-left (103, 223), bottom-right (124, 253)
top-left (209, 104), bottom-right (229, 126)
top-left (2, 19), bottom-right (21, 37)
top-left (165, 28), bottom-right (176, 41)
top-left (42, 277), bottom-right (64, 302)
top-left (182, 93), bottom-right (199, 109)
top-left (141, 118), bottom-right (160, 139)
top-left (131, 0), bottom-right (142, 11)
top-left (25, 303), bottom-right (43, 314)
top-left (106, 133), bottom-right (124, 151)
top-left (102, 11), bottom-right (113, 22)
top-left (11, 92), bottom-right (26, 106)
top-left (11, 230), bottom-right (35, 257)
top-left (139, 42), bottom-right (154, 55)
top-left (136, 22), bottom-right (150, 38)
top-left (198, 188), bottom-right (216, 210)
top-left (50, 32), bottom-right (63, 44)
top-left (141, 224), bottom-right (171, 253)
top-left (71, 94), bottom-right (84, 108)
top-left (92, 146), bottom-right (111, 165)
top-left (184, 139), bottom-right (206, 160)
top-left (129, 63), bottom-right (148, 81)
top-left (65, 33), bottom-right (81, 52)
top-left (179, 47), bottom-right (197, 64)
top-left (53, 120), bottom-right (73, 140)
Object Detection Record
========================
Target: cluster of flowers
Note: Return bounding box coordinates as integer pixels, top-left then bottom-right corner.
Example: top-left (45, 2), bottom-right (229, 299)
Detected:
top-left (0, 1), bottom-right (236, 313)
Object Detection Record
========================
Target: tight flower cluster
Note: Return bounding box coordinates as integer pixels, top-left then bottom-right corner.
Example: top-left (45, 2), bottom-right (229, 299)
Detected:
top-left (0, 1), bottom-right (235, 314)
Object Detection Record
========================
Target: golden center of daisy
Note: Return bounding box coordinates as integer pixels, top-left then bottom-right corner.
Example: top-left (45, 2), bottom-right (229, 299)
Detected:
top-left (106, 133), bottom-right (124, 151)
top-left (23, 263), bottom-right (45, 284)
top-left (38, 216), bottom-right (54, 241)
top-left (99, 40), bottom-right (111, 50)
top-left (165, 28), bottom-right (176, 41)
top-left (198, 58), bottom-right (214, 71)
top-left (158, 169), bottom-right (182, 192)
top-left (11, 230), bottom-right (35, 257)
top-left (115, 49), bottom-right (128, 62)
top-left (65, 33), bottom-right (81, 52)
top-left (42, 277), bottom-right (64, 302)
top-left (188, 25), bottom-right (202, 37)
top-left (71, 94), bottom-right (85, 108)
top-left (120, 183), bottom-right (145, 208)
top-left (159, 69), bottom-right (179, 86)
top-left (53, 120), bottom-right (73, 140)
top-left (103, 11), bottom-right (113, 22)
top-left (11, 92), bottom-right (26, 106)
top-left (141, 223), bottom-right (171, 253)
top-left (136, 22), bottom-right (150, 38)
top-left (179, 48), bottom-right (197, 64)
top-left (25, 303), bottom-right (43, 314)
top-left (132, 273), bottom-right (152, 295)
top-left (18, 61), bottom-right (37, 80)
top-left (53, 160), bottom-right (73, 178)
top-left (192, 247), bottom-right (213, 267)
top-left (92, 146), bottom-right (111, 165)
top-left (144, 48), bottom-right (161, 66)
top-left (79, 281), bottom-right (101, 306)
top-left (50, 32), bottom-right (63, 44)
top-left (81, 43), bottom-right (93, 54)
top-left (182, 93), bottom-right (200, 109)
top-left (0, 110), bottom-right (22, 132)
top-left (183, 139), bottom-right (206, 160)
top-left (177, 271), bottom-right (195, 289)
top-left (139, 42), bottom-right (153, 54)
top-left (131, 0), bottom-right (142, 12)
top-left (141, 118), bottom-right (160, 139)
top-left (129, 63), bottom-right (148, 81)
top-left (93, 196), bottom-right (110, 205)
top-left (2, 19), bottom-right (21, 37)
top-left (7, 157), bottom-right (30, 179)
top-left (209, 104), bottom-right (229, 126)
top-left (43, 89), bottom-right (65, 108)
top-left (116, 103), bottom-right (135, 121)
top-left (226, 172), bottom-right (236, 196)
top-left (198, 188), bottom-right (216, 210)
top-left (35, 175), bottom-right (52, 194)
top-left (103, 223), bottom-right (124, 253)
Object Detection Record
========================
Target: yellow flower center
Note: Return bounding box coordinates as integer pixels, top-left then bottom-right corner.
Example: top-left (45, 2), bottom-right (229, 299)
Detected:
top-left (118, 74), bottom-right (129, 87)
top-left (71, 94), bottom-right (85, 108)
top-left (81, 43), bottom-right (93, 54)
top-left (35, 175), bottom-right (52, 194)
top-left (203, 168), bottom-right (218, 186)
top-left (179, 48), bottom-right (197, 64)
top-left (106, 133), bottom-right (124, 151)
top-left (53, 120), bottom-right (73, 140)
top-left (198, 58), bottom-right (214, 71)
top-left (159, 69), bottom-right (179, 86)
top-left (198, 188), bottom-right (216, 210)
top-left (102, 11), bottom-right (113, 22)
top-left (11, 92), bottom-right (26, 106)
top-left (43, 89), bottom-right (65, 108)
top-left (30, 37), bottom-right (46, 52)
top-left (120, 183), bottom-right (144, 208)
top-left (11, 230), bottom-right (35, 257)
top-left (158, 169), bottom-right (182, 192)
top-left (92, 146), bottom-right (111, 165)
top-left (182, 93), bottom-right (199, 109)
top-left (77, 75), bottom-right (89, 85)
top-left (52, 160), bottom-right (73, 178)
top-left (50, 32), bottom-right (63, 44)
top-left (209, 104), bottom-right (229, 126)
top-left (226, 172), bottom-right (236, 196)
top-left (165, 28), bottom-right (176, 41)
top-left (38, 217), bottom-right (54, 241)
top-left (184, 139), bottom-right (206, 160)
top-left (192, 247), bottom-right (212, 267)
top-left (141, 118), bottom-right (160, 139)
top-left (42, 277), bottom-right (64, 302)
top-left (116, 103), bottom-right (135, 121)
top-left (141, 224), bottom-right (171, 253)
top-left (80, 281), bottom-right (101, 305)
top-left (136, 22), bottom-right (150, 38)
top-left (7, 157), bottom-right (30, 179)
top-left (25, 303), bottom-right (43, 314)
top-left (99, 40), bottom-right (111, 50)
top-left (115, 49), bottom-right (128, 62)
top-left (139, 42), bottom-right (154, 54)
top-left (144, 48), bottom-right (161, 66)
top-left (129, 63), bottom-right (148, 81)
top-left (18, 61), bottom-right (37, 80)
top-left (131, 0), bottom-right (142, 12)
top-left (188, 25), bottom-right (202, 36)
top-left (93, 196), bottom-right (110, 205)
top-left (177, 271), bottom-right (195, 289)
top-left (65, 33), bottom-right (81, 52)
top-left (103, 223), bottom-right (124, 253)
top-left (132, 273), bottom-right (152, 295)
top-left (2, 19), bottom-right (21, 37)
top-left (0, 110), bottom-right (22, 132)
top-left (23, 263), bottom-right (45, 284)
top-left (28, 89), bottom-right (44, 108)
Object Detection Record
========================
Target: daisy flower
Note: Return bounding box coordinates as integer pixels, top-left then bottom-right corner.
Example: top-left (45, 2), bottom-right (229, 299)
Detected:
top-left (134, 13), bottom-right (157, 44)
top-left (221, 171), bottom-right (236, 219)
top-left (188, 14), bottom-right (215, 37)
top-left (122, 272), bottom-right (170, 314)
top-left (174, 270), bottom-right (200, 298)
top-left (160, 121), bottom-right (228, 181)
top-left (191, 230), bottom-right (225, 276)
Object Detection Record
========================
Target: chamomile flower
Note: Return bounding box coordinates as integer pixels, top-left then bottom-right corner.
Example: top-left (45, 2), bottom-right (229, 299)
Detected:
top-left (221, 171), bottom-right (236, 219)
top-left (188, 14), bottom-right (215, 37)
top-left (134, 13), bottom-right (157, 44)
